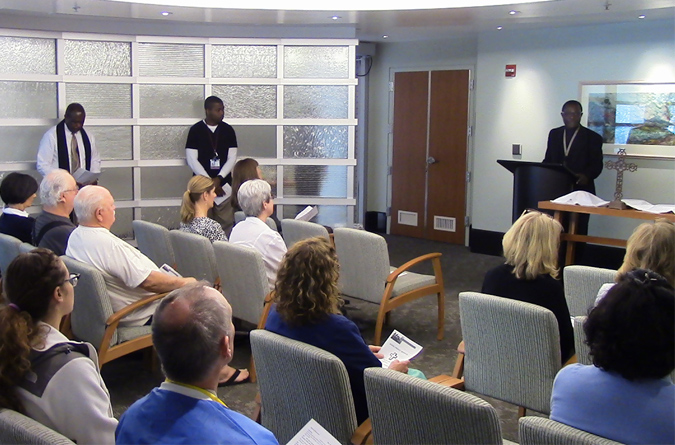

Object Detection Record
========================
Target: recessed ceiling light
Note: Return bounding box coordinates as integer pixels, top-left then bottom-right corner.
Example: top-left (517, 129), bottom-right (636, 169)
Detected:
top-left (497, 26), bottom-right (503, 30)
top-left (331, 15), bottom-right (341, 20)
top-left (509, 10), bottom-right (519, 15)
top-left (382, 35), bottom-right (389, 39)
top-left (161, 11), bottom-right (172, 16)
top-left (638, 14), bottom-right (646, 19)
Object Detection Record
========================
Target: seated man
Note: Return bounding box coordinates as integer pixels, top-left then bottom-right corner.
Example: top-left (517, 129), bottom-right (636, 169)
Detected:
top-left (66, 186), bottom-right (194, 326)
top-left (229, 179), bottom-right (287, 289)
top-left (33, 169), bottom-right (78, 255)
top-left (116, 283), bottom-right (278, 444)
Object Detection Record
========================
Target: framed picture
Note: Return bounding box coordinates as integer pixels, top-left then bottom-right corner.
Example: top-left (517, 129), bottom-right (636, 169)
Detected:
top-left (580, 82), bottom-right (675, 158)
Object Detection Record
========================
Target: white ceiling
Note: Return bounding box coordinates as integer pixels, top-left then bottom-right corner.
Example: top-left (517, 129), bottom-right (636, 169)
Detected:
top-left (0, 0), bottom-right (673, 42)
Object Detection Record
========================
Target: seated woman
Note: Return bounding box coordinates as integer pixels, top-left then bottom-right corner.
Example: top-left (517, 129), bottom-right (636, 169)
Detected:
top-left (265, 237), bottom-right (409, 424)
top-left (0, 248), bottom-right (117, 444)
top-left (481, 209), bottom-right (574, 364)
top-left (0, 172), bottom-right (38, 243)
top-left (231, 158), bottom-right (262, 213)
top-left (180, 175), bottom-right (228, 242)
top-left (551, 269), bottom-right (674, 444)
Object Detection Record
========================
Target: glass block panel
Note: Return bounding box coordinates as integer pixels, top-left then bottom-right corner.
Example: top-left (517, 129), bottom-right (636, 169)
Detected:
top-left (211, 45), bottom-right (276, 78)
top-left (232, 126), bottom-right (276, 159)
top-left (283, 165), bottom-right (347, 198)
top-left (283, 126), bottom-right (348, 158)
top-left (284, 46), bottom-right (349, 79)
top-left (139, 84), bottom-right (203, 118)
top-left (87, 126), bottom-right (132, 160)
top-left (111, 208), bottom-right (133, 240)
top-left (138, 43), bottom-right (204, 77)
top-left (140, 206), bottom-right (181, 230)
top-left (282, 205), bottom-right (348, 227)
top-left (63, 40), bottom-right (131, 76)
top-left (284, 86), bottom-right (348, 119)
top-left (141, 166), bottom-right (193, 199)
top-left (212, 85), bottom-right (276, 119)
top-left (140, 126), bottom-right (190, 160)
top-left (0, 37), bottom-right (55, 75)
top-left (0, 170), bottom-right (42, 207)
top-left (0, 82), bottom-right (57, 119)
top-left (99, 168), bottom-right (133, 201)
top-left (65, 83), bottom-right (131, 119)
top-left (258, 165), bottom-right (277, 197)
top-left (0, 127), bottom-right (51, 162)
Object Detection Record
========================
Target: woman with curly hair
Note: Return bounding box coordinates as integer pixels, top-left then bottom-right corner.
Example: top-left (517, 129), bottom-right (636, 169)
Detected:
top-left (265, 237), bottom-right (409, 424)
top-left (551, 269), bottom-right (674, 444)
top-left (0, 248), bottom-right (117, 444)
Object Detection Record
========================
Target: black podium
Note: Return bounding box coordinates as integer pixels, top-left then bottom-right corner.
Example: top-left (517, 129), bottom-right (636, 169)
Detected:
top-left (498, 160), bottom-right (576, 222)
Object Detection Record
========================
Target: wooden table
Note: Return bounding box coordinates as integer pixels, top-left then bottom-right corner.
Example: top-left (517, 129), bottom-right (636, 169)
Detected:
top-left (537, 201), bottom-right (675, 265)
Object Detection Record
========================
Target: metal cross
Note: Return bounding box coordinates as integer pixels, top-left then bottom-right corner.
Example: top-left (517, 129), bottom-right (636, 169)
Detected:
top-left (605, 148), bottom-right (637, 201)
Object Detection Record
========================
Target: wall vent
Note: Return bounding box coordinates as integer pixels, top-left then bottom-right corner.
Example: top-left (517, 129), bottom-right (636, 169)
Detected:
top-left (397, 210), bottom-right (418, 227)
top-left (434, 216), bottom-right (456, 232)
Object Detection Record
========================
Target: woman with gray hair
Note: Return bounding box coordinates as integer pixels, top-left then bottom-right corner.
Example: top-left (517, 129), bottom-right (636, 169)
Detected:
top-left (229, 179), bottom-right (286, 289)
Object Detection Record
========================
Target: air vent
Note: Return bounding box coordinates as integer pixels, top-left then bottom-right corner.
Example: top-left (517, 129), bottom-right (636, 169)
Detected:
top-left (434, 216), bottom-right (456, 232)
top-left (397, 210), bottom-right (418, 227)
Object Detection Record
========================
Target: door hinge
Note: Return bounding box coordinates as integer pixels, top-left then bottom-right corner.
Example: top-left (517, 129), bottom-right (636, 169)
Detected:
top-left (466, 171), bottom-right (471, 182)
top-left (469, 78), bottom-right (474, 90)
top-left (389, 81), bottom-right (394, 92)
top-left (467, 125), bottom-right (473, 137)
top-left (386, 207), bottom-right (391, 217)
top-left (464, 215), bottom-right (470, 226)
top-left (388, 166), bottom-right (393, 175)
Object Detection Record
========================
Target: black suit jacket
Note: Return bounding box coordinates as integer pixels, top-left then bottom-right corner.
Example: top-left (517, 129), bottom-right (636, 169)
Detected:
top-left (544, 125), bottom-right (604, 193)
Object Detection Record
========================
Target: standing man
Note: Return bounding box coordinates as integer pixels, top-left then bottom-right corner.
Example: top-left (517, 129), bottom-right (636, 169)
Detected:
top-left (186, 96), bottom-right (238, 235)
top-left (37, 103), bottom-right (101, 186)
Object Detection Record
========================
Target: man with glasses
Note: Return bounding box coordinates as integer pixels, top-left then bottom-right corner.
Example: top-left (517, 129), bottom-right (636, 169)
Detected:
top-left (33, 169), bottom-right (79, 255)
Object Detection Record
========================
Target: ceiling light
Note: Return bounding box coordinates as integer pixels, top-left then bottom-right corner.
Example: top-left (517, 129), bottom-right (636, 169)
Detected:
top-left (497, 26), bottom-right (503, 30)
top-left (331, 15), bottom-right (341, 20)
top-left (638, 14), bottom-right (645, 19)
top-left (509, 10), bottom-right (519, 15)
top-left (382, 35), bottom-right (389, 39)
top-left (161, 11), bottom-right (172, 15)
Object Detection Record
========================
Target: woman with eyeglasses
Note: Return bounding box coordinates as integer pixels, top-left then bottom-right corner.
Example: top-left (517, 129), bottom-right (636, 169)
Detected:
top-left (481, 209), bottom-right (574, 364)
top-left (0, 248), bottom-right (117, 444)
top-left (551, 269), bottom-right (674, 444)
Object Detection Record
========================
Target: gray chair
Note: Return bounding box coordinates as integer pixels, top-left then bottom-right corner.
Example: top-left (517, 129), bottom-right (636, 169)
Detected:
top-left (61, 256), bottom-right (166, 368)
top-left (563, 265), bottom-right (617, 316)
top-left (0, 233), bottom-right (22, 277)
top-left (132, 220), bottom-right (176, 268)
top-left (0, 408), bottom-right (74, 445)
top-left (169, 230), bottom-right (219, 286)
top-left (459, 291), bottom-right (561, 416)
top-left (250, 330), bottom-right (370, 445)
top-left (573, 315), bottom-right (591, 365)
top-left (519, 417), bottom-right (624, 445)
top-left (364, 367), bottom-right (509, 444)
top-left (333, 227), bottom-right (445, 345)
top-left (235, 211), bottom-right (277, 232)
top-left (19, 242), bottom-right (36, 254)
top-left (280, 218), bottom-right (329, 248)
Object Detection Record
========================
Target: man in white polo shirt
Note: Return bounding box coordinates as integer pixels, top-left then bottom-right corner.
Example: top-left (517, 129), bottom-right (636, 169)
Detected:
top-left (66, 185), bottom-right (195, 326)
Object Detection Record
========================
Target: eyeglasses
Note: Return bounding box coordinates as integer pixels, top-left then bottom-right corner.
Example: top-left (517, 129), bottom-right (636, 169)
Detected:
top-left (61, 273), bottom-right (80, 288)
top-left (63, 188), bottom-right (80, 194)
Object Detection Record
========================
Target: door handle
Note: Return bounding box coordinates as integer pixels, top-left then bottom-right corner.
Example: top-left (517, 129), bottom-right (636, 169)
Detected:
top-left (427, 156), bottom-right (438, 165)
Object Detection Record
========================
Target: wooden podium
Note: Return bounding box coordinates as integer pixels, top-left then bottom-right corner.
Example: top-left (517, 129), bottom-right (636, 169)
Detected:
top-left (498, 160), bottom-right (576, 222)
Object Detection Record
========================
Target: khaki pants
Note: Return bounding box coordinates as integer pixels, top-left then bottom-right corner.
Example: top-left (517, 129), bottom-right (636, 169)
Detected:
top-left (209, 197), bottom-right (234, 238)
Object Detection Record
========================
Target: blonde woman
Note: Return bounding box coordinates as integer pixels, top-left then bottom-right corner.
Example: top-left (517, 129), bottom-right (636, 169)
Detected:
top-left (180, 175), bottom-right (227, 242)
top-left (481, 209), bottom-right (574, 364)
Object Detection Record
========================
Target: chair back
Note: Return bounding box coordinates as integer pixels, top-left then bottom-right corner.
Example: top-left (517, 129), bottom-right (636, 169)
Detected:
top-left (213, 241), bottom-right (268, 326)
top-left (234, 211), bottom-right (246, 225)
top-left (333, 228), bottom-right (390, 303)
top-left (563, 265), bottom-right (617, 316)
top-left (0, 233), bottom-right (22, 277)
top-left (281, 219), bottom-right (329, 248)
top-left (19, 242), bottom-right (36, 254)
top-left (573, 316), bottom-right (592, 365)
top-left (169, 230), bottom-right (218, 285)
top-left (364, 368), bottom-right (504, 444)
top-left (61, 256), bottom-right (117, 347)
top-left (132, 220), bottom-right (175, 267)
top-left (459, 291), bottom-right (560, 414)
top-left (250, 330), bottom-right (358, 444)
top-left (0, 408), bottom-right (75, 445)
top-left (519, 417), bottom-right (624, 445)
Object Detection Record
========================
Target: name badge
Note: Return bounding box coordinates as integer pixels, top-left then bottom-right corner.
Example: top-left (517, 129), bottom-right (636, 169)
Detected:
top-left (210, 157), bottom-right (220, 169)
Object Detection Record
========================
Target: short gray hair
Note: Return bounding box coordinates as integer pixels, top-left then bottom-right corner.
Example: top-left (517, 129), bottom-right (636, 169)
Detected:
top-left (39, 169), bottom-right (74, 207)
top-left (73, 185), bottom-right (108, 223)
top-left (152, 282), bottom-right (233, 383)
top-left (238, 179), bottom-right (272, 217)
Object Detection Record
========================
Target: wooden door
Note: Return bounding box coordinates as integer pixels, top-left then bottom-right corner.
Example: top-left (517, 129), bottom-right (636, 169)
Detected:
top-left (390, 70), bottom-right (470, 244)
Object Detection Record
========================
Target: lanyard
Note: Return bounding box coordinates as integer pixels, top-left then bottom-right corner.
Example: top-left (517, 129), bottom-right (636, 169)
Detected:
top-left (208, 126), bottom-right (220, 158)
top-left (165, 379), bottom-right (228, 407)
top-left (563, 127), bottom-right (580, 157)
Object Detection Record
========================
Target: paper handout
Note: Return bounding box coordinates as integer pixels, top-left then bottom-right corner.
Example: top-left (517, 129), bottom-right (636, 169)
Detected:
top-left (379, 330), bottom-right (423, 369)
top-left (72, 168), bottom-right (99, 185)
top-left (551, 191), bottom-right (609, 207)
top-left (622, 199), bottom-right (675, 214)
top-left (214, 183), bottom-right (232, 206)
top-left (295, 205), bottom-right (318, 221)
top-left (287, 419), bottom-right (341, 445)
top-left (160, 263), bottom-right (182, 277)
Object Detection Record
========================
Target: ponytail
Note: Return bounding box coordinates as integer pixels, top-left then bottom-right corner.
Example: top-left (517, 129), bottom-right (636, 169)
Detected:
top-left (181, 176), bottom-right (215, 224)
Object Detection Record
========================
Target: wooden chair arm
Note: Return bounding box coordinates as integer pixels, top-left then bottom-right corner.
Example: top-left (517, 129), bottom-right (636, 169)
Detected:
top-left (386, 253), bottom-right (442, 284)
top-left (105, 292), bottom-right (170, 326)
top-left (429, 374), bottom-right (465, 390)
top-left (256, 292), bottom-right (274, 330)
top-left (351, 418), bottom-right (372, 445)
top-left (457, 340), bottom-right (465, 354)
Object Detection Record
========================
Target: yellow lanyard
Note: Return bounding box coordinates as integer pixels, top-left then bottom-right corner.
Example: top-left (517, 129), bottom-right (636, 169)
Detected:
top-left (165, 379), bottom-right (228, 407)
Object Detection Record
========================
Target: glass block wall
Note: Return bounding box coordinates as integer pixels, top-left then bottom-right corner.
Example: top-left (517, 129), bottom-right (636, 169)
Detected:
top-left (0, 32), bottom-right (357, 238)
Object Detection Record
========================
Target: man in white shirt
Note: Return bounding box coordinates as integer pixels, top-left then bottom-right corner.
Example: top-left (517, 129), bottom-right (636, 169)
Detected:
top-left (66, 185), bottom-right (195, 326)
top-left (229, 179), bottom-right (287, 289)
top-left (37, 103), bottom-right (101, 185)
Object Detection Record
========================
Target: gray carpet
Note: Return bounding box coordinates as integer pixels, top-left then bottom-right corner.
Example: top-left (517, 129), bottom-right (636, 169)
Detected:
top-left (102, 234), bottom-right (535, 443)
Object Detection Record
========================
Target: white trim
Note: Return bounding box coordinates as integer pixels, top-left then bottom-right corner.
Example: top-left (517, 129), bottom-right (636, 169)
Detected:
top-left (274, 198), bottom-right (356, 205)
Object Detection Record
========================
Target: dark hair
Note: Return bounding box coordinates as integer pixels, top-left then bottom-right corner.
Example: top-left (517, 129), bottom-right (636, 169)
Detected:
top-left (0, 249), bottom-right (66, 412)
top-left (231, 158), bottom-right (260, 210)
top-left (65, 103), bottom-right (85, 117)
top-left (152, 282), bottom-right (231, 384)
top-left (0, 172), bottom-right (38, 205)
top-left (204, 96), bottom-right (223, 110)
top-left (585, 269), bottom-right (674, 380)
top-left (562, 100), bottom-right (583, 113)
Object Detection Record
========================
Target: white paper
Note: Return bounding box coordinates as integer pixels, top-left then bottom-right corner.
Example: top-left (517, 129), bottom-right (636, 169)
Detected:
top-left (72, 168), bottom-right (99, 185)
top-left (551, 191), bottom-right (609, 207)
top-left (214, 183), bottom-right (232, 206)
top-left (622, 199), bottom-right (675, 214)
top-left (295, 205), bottom-right (318, 221)
top-left (287, 419), bottom-right (341, 445)
top-left (159, 263), bottom-right (182, 277)
top-left (379, 329), bottom-right (423, 369)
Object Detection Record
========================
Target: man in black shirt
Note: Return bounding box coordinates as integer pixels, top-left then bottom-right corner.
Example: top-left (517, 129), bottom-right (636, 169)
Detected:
top-left (185, 96), bottom-right (238, 235)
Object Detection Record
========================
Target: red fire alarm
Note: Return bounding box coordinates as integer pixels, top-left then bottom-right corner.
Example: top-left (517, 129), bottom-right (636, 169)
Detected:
top-left (505, 64), bottom-right (517, 78)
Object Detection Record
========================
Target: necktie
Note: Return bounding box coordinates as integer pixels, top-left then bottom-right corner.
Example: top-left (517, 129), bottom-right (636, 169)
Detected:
top-left (71, 133), bottom-right (81, 172)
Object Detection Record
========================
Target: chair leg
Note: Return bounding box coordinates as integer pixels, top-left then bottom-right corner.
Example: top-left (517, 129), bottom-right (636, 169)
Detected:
top-left (373, 306), bottom-right (388, 346)
top-left (518, 406), bottom-right (526, 418)
top-left (249, 356), bottom-right (257, 384)
top-left (437, 289), bottom-right (445, 341)
top-left (384, 312), bottom-right (391, 326)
